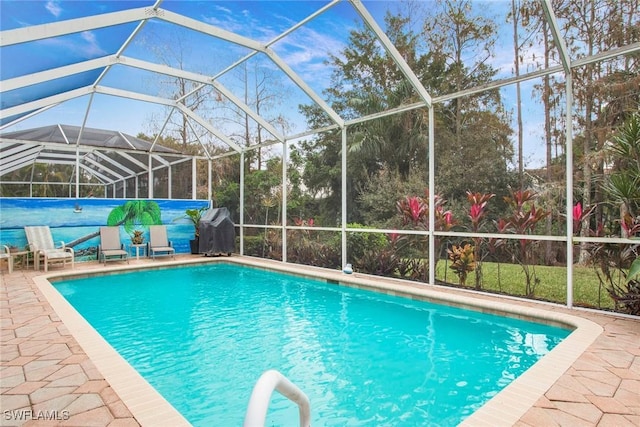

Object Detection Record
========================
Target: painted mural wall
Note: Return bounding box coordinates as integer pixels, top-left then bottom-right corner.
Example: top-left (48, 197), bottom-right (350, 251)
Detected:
top-left (0, 198), bottom-right (212, 260)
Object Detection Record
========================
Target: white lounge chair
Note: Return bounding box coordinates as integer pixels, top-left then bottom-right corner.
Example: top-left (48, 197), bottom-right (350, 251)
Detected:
top-left (24, 226), bottom-right (74, 272)
top-left (99, 226), bottom-right (129, 265)
top-left (149, 225), bottom-right (175, 260)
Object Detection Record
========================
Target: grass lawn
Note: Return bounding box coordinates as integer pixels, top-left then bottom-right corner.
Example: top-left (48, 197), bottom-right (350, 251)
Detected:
top-left (434, 260), bottom-right (616, 310)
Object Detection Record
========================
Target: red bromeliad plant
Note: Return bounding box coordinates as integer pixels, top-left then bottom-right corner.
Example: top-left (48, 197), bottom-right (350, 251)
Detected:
top-left (435, 204), bottom-right (455, 232)
top-left (293, 217), bottom-right (314, 227)
top-left (573, 202), bottom-right (583, 235)
top-left (431, 192), bottom-right (456, 271)
top-left (396, 195), bottom-right (429, 263)
top-left (387, 231), bottom-right (406, 251)
top-left (425, 190), bottom-right (455, 232)
top-left (466, 191), bottom-right (495, 289)
top-left (573, 202), bottom-right (596, 236)
top-left (501, 189), bottom-right (550, 297)
top-left (397, 192), bottom-right (454, 230)
top-left (467, 192), bottom-right (494, 229)
top-left (397, 196), bottom-right (427, 226)
top-left (396, 191), bottom-right (456, 278)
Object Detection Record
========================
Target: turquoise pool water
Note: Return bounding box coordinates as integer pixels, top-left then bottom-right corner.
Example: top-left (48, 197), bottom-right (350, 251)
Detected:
top-left (53, 263), bottom-right (570, 426)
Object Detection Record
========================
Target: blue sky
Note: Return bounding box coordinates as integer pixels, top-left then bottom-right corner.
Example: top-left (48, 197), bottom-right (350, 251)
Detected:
top-left (1, 0), bottom-right (550, 167)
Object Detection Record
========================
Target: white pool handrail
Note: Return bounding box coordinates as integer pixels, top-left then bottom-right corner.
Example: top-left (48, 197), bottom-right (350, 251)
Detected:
top-left (243, 369), bottom-right (311, 427)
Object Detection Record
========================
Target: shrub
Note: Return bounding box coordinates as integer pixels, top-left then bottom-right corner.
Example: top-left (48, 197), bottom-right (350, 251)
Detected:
top-left (448, 244), bottom-right (476, 285)
top-left (346, 223), bottom-right (387, 262)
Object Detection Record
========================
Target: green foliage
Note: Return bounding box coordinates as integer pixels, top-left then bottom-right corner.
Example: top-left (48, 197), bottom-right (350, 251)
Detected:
top-left (288, 236), bottom-right (340, 269)
top-left (0, 163), bottom-right (103, 198)
top-left (243, 164), bottom-right (282, 224)
top-left (630, 258), bottom-right (640, 281)
top-left (604, 113), bottom-right (640, 216)
top-left (346, 223), bottom-right (387, 262)
top-left (607, 112), bottom-right (640, 169)
top-left (355, 248), bottom-right (399, 277)
top-left (298, 7), bottom-right (514, 225)
top-left (215, 181), bottom-right (240, 219)
top-left (179, 207), bottom-right (207, 238)
top-left (357, 167), bottom-right (428, 226)
top-left (580, 115), bottom-right (640, 315)
top-left (298, 128), bottom-right (348, 224)
top-left (586, 242), bottom-right (640, 315)
top-left (243, 235), bottom-right (267, 258)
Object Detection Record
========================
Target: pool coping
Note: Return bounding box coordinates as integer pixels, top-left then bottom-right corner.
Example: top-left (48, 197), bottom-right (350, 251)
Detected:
top-left (34, 256), bottom-right (604, 426)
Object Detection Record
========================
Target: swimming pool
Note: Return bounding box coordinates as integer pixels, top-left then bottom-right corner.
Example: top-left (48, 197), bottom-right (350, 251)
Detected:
top-left (52, 262), bottom-right (571, 426)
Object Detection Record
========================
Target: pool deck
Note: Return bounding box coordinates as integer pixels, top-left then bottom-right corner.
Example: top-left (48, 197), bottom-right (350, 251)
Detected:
top-left (1, 255), bottom-right (639, 426)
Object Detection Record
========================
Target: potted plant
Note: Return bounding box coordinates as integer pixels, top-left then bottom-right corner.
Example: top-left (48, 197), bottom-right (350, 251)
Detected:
top-left (184, 207), bottom-right (207, 254)
top-left (130, 229), bottom-right (145, 245)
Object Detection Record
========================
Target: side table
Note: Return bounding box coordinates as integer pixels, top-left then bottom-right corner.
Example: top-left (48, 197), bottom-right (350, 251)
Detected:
top-left (11, 250), bottom-right (32, 270)
top-left (1, 250), bottom-right (32, 273)
top-left (129, 243), bottom-right (147, 260)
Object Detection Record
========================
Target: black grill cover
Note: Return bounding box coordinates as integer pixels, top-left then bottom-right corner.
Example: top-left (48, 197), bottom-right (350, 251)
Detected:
top-left (198, 207), bottom-right (235, 255)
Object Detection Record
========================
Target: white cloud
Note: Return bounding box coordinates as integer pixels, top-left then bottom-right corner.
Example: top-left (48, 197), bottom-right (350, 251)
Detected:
top-left (80, 31), bottom-right (105, 56)
top-left (273, 25), bottom-right (345, 82)
top-left (214, 5), bottom-right (232, 14)
top-left (278, 27), bottom-right (344, 68)
top-left (202, 7), bottom-right (261, 37)
top-left (81, 31), bottom-right (97, 44)
top-left (38, 31), bottom-right (106, 58)
top-left (45, 0), bottom-right (62, 17)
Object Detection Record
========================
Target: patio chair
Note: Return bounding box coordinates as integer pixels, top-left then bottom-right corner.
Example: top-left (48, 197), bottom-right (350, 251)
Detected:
top-left (0, 245), bottom-right (14, 274)
top-left (148, 225), bottom-right (175, 260)
top-left (24, 226), bottom-right (74, 272)
top-left (99, 226), bottom-right (129, 265)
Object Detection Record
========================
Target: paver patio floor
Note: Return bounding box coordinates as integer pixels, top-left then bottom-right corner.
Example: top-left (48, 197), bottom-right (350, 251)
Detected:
top-left (1, 265), bottom-right (139, 427)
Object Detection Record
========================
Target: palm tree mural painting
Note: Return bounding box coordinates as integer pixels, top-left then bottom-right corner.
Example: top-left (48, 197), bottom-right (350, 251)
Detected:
top-left (65, 200), bottom-right (163, 248)
top-left (107, 200), bottom-right (163, 235)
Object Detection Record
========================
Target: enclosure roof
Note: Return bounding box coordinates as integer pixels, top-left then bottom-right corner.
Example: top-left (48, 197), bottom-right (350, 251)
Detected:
top-left (0, 124), bottom-right (186, 183)
top-left (2, 125), bottom-right (178, 154)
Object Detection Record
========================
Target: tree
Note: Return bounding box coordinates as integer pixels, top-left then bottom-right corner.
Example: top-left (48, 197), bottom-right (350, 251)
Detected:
top-left (421, 0), bottom-right (514, 202)
top-left (333, 13), bottom-right (428, 179)
top-left (603, 112), bottom-right (640, 232)
top-left (560, 0), bottom-right (639, 238)
top-left (140, 26), bottom-right (219, 149)
top-left (520, 0), bottom-right (639, 262)
top-left (422, 0), bottom-right (498, 141)
top-left (299, 4), bottom-right (514, 225)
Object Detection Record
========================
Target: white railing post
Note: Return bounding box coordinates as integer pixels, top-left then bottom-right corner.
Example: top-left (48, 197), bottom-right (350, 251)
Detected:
top-left (243, 369), bottom-right (310, 427)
